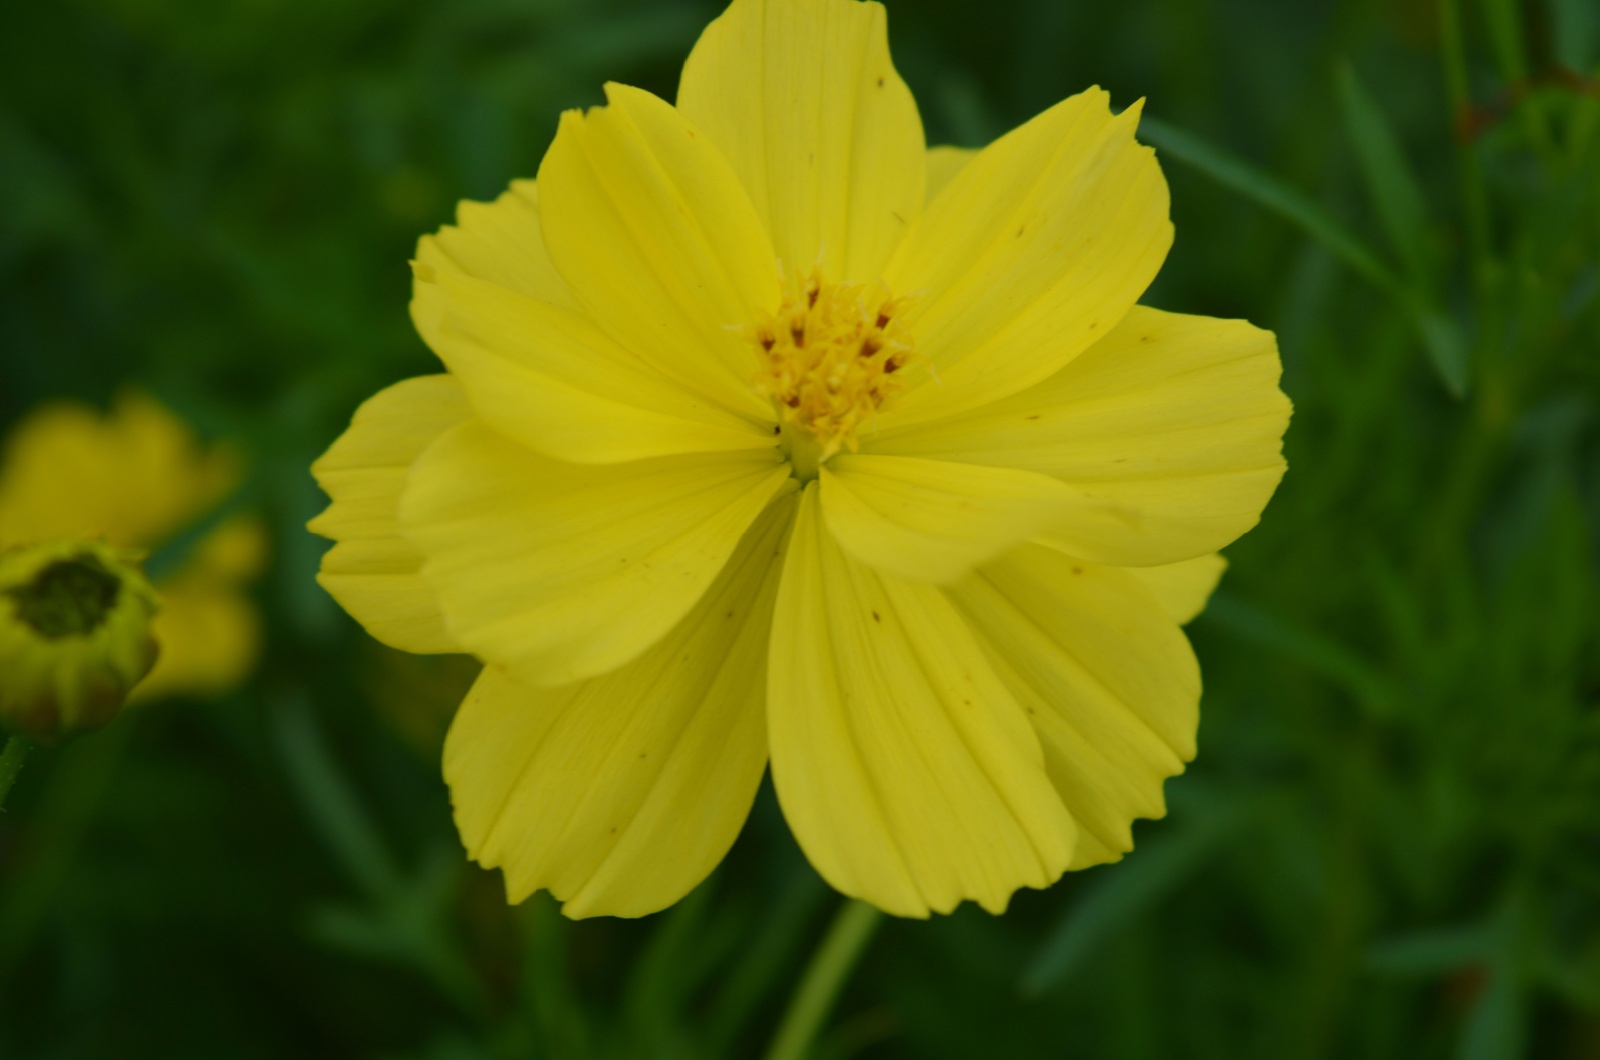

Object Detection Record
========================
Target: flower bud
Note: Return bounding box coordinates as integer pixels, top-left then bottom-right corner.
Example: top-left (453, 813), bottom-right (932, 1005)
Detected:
top-left (0, 540), bottom-right (161, 742)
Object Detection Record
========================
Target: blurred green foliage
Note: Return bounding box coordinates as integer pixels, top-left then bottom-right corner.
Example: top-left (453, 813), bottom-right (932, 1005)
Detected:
top-left (2, 0), bottom-right (1599, 1056)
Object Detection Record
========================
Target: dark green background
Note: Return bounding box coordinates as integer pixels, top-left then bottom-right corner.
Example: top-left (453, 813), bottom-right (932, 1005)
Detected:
top-left (2, 0), bottom-right (1599, 1056)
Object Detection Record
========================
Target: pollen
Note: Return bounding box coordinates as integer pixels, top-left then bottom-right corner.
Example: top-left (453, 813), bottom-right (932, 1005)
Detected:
top-left (750, 268), bottom-right (916, 475)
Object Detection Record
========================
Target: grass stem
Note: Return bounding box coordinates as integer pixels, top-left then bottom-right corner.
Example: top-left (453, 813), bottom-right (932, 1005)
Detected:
top-left (763, 899), bottom-right (883, 1060)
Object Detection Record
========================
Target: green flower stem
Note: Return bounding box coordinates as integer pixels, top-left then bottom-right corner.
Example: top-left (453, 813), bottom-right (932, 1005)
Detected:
top-left (0, 737), bottom-right (31, 811)
top-left (763, 899), bottom-right (883, 1060)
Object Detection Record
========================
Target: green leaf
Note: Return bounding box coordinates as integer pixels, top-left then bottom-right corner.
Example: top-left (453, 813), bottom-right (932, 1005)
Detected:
top-left (1337, 62), bottom-right (1433, 282)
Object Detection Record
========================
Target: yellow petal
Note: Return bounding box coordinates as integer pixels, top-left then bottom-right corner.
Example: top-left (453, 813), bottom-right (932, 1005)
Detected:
top-left (309, 376), bottom-right (470, 654)
top-left (871, 307), bottom-right (1291, 567)
top-left (131, 516), bottom-right (267, 702)
top-left (0, 392), bottom-right (239, 550)
top-left (768, 485), bottom-right (1076, 917)
top-left (882, 89), bottom-right (1172, 428)
top-left (819, 454), bottom-right (1077, 583)
top-left (1125, 553), bottom-right (1227, 625)
top-left (537, 82), bottom-right (779, 418)
top-left (924, 145), bottom-right (976, 205)
top-left (947, 544), bottom-right (1198, 870)
top-left (413, 180), bottom-right (579, 314)
top-left (445, 497), bottom-right (792, 918)
top-left (677, 0), bottom-right (926, 279)
top-left (401, 421), bottom-right (792, 686)
top-left (131, 578), bottom-right (261, 703)
top-left (185, 517), bottom-right (269, 582)
top-left (424, 267), bottom-right (775, 463)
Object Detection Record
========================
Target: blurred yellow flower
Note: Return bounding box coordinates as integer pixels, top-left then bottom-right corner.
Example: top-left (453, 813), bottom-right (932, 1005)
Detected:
top-left (0, 539), bottom-right (161, 741)
top-left (312, 0), bottom-right (1289, 918)
top-left (0, 392), bottom-right (264, 703)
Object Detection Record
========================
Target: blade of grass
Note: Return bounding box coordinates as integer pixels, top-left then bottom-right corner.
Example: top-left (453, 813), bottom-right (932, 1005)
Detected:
top-left (1460, 969), bottom-right (1527, 1060)
top-left (273, 695), bottom-right (397, 898)
top-left (1477, 0), bottom-right (1555, 154)
top-left (764, 900), bottom-right (882, 1060)
top-left (519, 895), bottom-right (594, 1060)
top-left (1367, 923), bottom-right (1495, 974)
top-left (622, 879), bottom-right (721, 1048)
top-left (1140, 115), bottom-right (1399, 290)
top-left (1411, 304), bottom-right (1470, 397)
top-left (1021, 806), bottom-right (1237, 997)
top-left (0, 722), bottom-right (132, 984)
top-left (707, 872), bottom-right (831, 1056)
top-left (1438, 0), bottom-right (1495, 283)
top-left (1459, 895), bottom-right (1530, 1060)
top-left (1337, 61), bottom-right (1433, 282)
top-left (1548, 0), bottom-right (1599, 71)
top-left (1199, 594), bottom-right (1405, 720)
top-left (275, 697), bottom-right (487, 1021)
top-left (1143, 114), bottom-right (1470, 395)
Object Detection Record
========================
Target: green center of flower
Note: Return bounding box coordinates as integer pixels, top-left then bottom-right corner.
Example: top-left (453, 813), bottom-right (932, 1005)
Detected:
top-left (6, 553), bottom-right (123, 639)
top-left (751, 268), bottom-right (916, 479)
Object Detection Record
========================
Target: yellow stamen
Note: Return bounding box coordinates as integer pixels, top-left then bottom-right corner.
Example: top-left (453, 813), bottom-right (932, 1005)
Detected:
top-left (750, 268), bottom-right (916, 479)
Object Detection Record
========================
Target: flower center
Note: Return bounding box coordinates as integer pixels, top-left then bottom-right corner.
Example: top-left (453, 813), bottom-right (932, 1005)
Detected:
top-left (750, 269), bottom-right (915, 480)
top-left (5, 552), bottom-right (124, 639)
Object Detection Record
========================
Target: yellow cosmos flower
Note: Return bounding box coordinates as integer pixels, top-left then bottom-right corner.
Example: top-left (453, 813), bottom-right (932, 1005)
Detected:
top-left (0, 540), bottom-right (161, 741)
top-left (311, 0), bottom-right (1290, 918)
top-left (0, 393), bottom-right (265, 702)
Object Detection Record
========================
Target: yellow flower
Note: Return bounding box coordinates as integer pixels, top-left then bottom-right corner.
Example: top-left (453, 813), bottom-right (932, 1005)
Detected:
top-left (311, 0), bottom-right (1290, 918)
top-left (0, 393), bottom-right (264, 702)
top-left (0, 540), bottom-right (161, 741)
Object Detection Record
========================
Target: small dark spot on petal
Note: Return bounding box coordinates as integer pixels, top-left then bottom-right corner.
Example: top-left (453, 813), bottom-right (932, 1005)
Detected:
top-left (773, 424), bottom-right (782, 435)
top-left (1071, 567), bottom-right (1083, 575)
top-left (1025, 414), bottom-right (1041, 421)
top-left (609, 827), bottom-right (618, 834)
top-left (872, 610), bottom-right (881, 622)
top-left (877, 76), bottom-right (885, 87)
